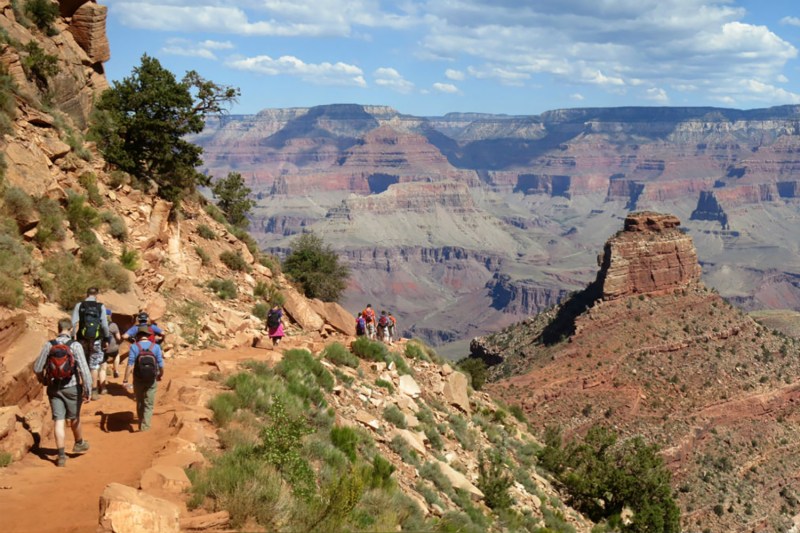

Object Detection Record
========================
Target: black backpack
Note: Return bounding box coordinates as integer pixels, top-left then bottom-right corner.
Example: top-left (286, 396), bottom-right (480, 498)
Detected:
top-left (78, 301), bottom-right (102, 341)
top-left (267, 310), bottom-right (282, 329)
top-left (133, 342), bottom-right (159, 382)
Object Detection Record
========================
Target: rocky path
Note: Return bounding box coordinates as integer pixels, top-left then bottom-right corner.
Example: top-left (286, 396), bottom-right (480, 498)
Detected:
top-left (0, 344), bottom-right (280, 533)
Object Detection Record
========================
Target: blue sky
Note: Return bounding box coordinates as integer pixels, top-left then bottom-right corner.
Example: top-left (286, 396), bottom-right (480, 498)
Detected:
top-left (102, 0), bottom-right (800, 116)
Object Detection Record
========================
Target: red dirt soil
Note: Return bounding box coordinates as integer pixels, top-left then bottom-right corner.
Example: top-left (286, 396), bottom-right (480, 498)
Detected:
top-left (0, 345), bottom-right (269, 533)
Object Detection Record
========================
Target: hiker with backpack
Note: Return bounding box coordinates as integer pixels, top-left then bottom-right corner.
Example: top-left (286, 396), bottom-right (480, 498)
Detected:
top-left (387, 312), bottom-right (397, 345)
top-left (33, 318), bottom-right (92, 467)
top-left (362, 304), bottom-right (376, 340)
top-left (355, 312), bottom-right (367, 337)
top-left (71, 287), bottom-right (110, 401)
top-left (122, 325), bottom-right (164, 432)
top-left (122, 311), bottom-right (165, 345)
top-left (102, 308), bottom-right (122, 388)
top-left (378, 310), bottom-right (390, 343)
top-left (267, 304), bottom-right (284, 347)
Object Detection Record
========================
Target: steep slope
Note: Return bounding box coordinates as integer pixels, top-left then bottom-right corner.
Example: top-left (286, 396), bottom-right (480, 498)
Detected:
top-left (471, 212), bottom-right (800, 532)
top-left (194, 104), bottom-right (800, 349)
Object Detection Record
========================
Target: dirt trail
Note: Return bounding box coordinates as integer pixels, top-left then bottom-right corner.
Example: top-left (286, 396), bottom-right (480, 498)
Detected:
top-left (0, 345), bottom-right (273, 533)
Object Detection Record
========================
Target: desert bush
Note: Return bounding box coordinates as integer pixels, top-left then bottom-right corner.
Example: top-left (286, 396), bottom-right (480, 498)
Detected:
top-left (99, 210), bottom-right (127, 240)
top-left (20, 40), bottom-right (58, 91)
top-left (108, 170), bottom-right (130, 189)
top-left (457, 357), bottom-right (487, 390)
top-left (3, 186), bottom-right (34, 225)
top-left (275, 349), bottom-right (333, 405)
top-left (283, 231), bottom-right (349, 302)
top-left (120, 247), bottom-right (138, 271)
top-left (351, 337), bottom-right (387, 362)
top-left (175, 299), bottom-right (204, 345)
top-left (252, 280), bottom-right (269, 299)
top-left (368, 455), bottom-right (396, 490)
top-left (419, 461), bottom-right (454, 498)
top-left (322, 342), bottom-right (359, 368)
top-left (389, 435), bottom-right (421, 467)
top-left (79, 242), bottom-right (108, 267)
top-left (194, 245), bottom-right (211, 266)
top-left (386, 352), bottom-right (412, 376)
top-left (375, 378), bottom-right (394, 393)
top-left (219, 250), bottom-right (249, 272)
top-left (259, 254), bottom-right (281, 275)
top-left (0, 272), bottom-right (24, 308)
top-left (448, 414), bottom-right (477, 451)
top-left (330, 425), bottom-right (360, 462)
top-left (197, 223), bottom-right (216, 240)
top-left (0, 451), bottom-right (12, 467)
top-left (204, 203), bottom-right (226, 223)
top-left (208, 278), bottom-right (237, 300)
top-left (65, 130), bottom-right (91, 161)
top-left (42, 252), bottom-right (93, 310)
top-left (24, 0), bottom-right (59, 35)
top-left (477, 451), bottom-right (514, 510)
top-left (101, 261), bottom-right (131, 293)
top-left (509, 404), bottom-right (526, 422)
top-left (65, 190), bottom-right (98, 235)
top-left (383, 404), bottom-right (407, 429)
top-left (252, 302), bottom-right (269, 321)
top-left (78, 172), bottom-right (103, 206)
top-left (33, 196), bottom-right (65, 245)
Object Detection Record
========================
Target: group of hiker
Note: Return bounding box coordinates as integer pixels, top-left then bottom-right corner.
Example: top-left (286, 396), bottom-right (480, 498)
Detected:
top-left (356, 304), bottom-right (397, 344)
top-left (34, 287), bottom-right (166, 467)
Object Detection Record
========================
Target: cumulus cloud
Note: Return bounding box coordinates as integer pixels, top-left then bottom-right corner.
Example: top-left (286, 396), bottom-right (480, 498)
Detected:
top-left (570, 93), bottom-right (584, 101)
top-left (228, 54), bottom-right (367, 87)
top-left (445, 68), bottom-right (465, 80)
top-left (108, 0), bottom-right (418, 37)
top-left (432, 82), bottom-right (459, 94)
top-left (781, 16), bottom-right (800, 27)
top-left (161, 38), bottom-right (234, 60)
top-left (466, 65), bottom-right (529, 86)
top-left (644, 87), bottom-right (669, 103)
top-left (373, 67), bottom-right (415, 93)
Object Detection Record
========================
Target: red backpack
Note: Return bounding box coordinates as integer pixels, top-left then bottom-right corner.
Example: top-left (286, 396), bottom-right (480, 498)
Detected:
top-left (45, 341), bottom-right (76, 385)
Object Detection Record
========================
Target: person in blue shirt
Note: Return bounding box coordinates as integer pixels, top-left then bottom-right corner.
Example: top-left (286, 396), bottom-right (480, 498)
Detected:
top-left (122, 311), bottom-right (165, 345)
top-left (122, 325), bottom-right (164, 432)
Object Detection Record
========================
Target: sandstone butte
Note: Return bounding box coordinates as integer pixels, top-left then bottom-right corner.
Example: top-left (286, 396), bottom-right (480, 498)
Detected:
top-left (0, 4), bottom-right (597, 533)
top-left (472, 212), bottom-right (800, 532)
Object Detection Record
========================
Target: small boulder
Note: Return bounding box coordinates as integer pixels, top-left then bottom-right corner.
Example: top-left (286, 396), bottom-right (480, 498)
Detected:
top-left (98, 482), bottom-right (181, 533)
top-left (398, 375), bottom-right (421, 399)
top-left (442, 372), bottom-right (470, 414)
top-left (140, 465), bottom-right (191, 494)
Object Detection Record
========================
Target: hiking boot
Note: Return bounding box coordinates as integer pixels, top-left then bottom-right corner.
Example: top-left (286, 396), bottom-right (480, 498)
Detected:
top-left (113, 370), bottom-right (119, 378)
top-left (100, 387), bottom-right (108, 395)
top-left (56, 455), bottom-right (66, 467)
top-left (91, 389), bottom-right (99, 401)
top-left (72, 440), bottom-right (90, 454)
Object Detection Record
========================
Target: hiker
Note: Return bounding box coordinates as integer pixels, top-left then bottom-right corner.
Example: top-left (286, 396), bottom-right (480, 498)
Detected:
top-left (71, 287), bottom-right (110, 401)
top-left (102, 308), bottom-right (122, 387)
top-left (387, 312), bottom-right (397, 345)
top-left (122, 311), bottom-right (165, 345)
top-left (122, 325), bottom-right (164, 432)
top-left (378, 310), bottom-right (391, 343)
top-left (33, 318), bottom-right (92, 467)
top-left (362, 304), bottom-right (376, 340)
top-left (355, 312), bottom-right (367, 337)
top-left (267, 304), bottom-right (284, 347)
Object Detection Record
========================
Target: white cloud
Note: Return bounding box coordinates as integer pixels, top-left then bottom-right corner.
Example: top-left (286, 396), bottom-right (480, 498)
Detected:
top-left (466, 65), bottom-right (530, 86)
top-left (373, 67), bottom-right (415, 93)
top-left (433, 82), bottom-right (459, 94)
top-left (445, 68), bottom-right (465, 81)
top-left (570, 93), bottom-right (584, 101)
top-left (108, 0), bottom-right (418, 37)
top-left (228, 54), bottom-right (367, 87)
top-left (780, 16), bottom-right (800, 27)
top-left (644, 87), bottom-right (669, 103)
top-left (161, 38), bottom-right (235, 60)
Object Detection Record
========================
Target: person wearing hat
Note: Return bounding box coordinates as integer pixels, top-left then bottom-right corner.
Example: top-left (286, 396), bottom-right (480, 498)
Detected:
top-left (122, 325), bottom-right (164, 432)
top-left (122, 311), bottom-right (165, 345)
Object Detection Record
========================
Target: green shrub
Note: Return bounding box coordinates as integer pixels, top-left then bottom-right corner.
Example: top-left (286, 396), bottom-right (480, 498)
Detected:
top-left (65, 190), bottom-right (99, 234)
top-left (108, 170), bottom-right (130, 189)
top-left (194, 245), bottom-right (211, 266)
top-left (42, 252), bottom-right (93, 310)
top-left (100, 211), bottom-right (127, 240)
top-left (253, 280), bottom-right (269, 298)
top-left (420, 461), bottom-right (454, 497)
top-left (275, 349), bottom-right (334, 404)
top-left (259, 254), bottom-right (281, 275)
top-left (197, 223), bottom-right (216, 240)
top-left (477, 452), bottom-right (514, 510)
top-left (282, 231), bottom-right (349, 302)
top-left (268, 286), bottom-right (286, 307)
top-left (3, 186), bottom-right (34, 225)
top-left (509, 404), bottom-right (526, 422)
top-left (33, 196), bottom-right (65, 245)
top-left (219, 250), bottom-right (249, 272)
top-left (387, 353), bottom-right (412, 376)
top-left (20, 40), bottom-right (58, 91)
top-left (176, 299), bottom-right (204, 345)
top-left (0, 272), bottom-right (24, 307)
top-left (351, 337), bottom-right (387, 362)
top-left (24, 0), bottom-right (59, 35)
top-left (0, 451), bottom-right (12, 467)
top-left (204, 203), bottom-right (226, 224)
top-left (101, 261), bottom-right (131, 293)
top-left (78, 172), bottom-right (103, 206)
top-left (389, 435), bottom-right (420, 467)
top-left (252, 302), bottom-right (269, 321)
top-left (369, 455), bottom-right (396, 490)
top-left (322, 341), bottom-right (360, 368)
top-left (212, 171), bottom-right (255, 229)
top-left (66, 130), bottom-right (91, 161)
top-left (79, 242), bottom-right (108, 267)
top-left (404, 338), bottom-right (442, 363)
top-left (375, 378), bottom-right (394, 393)
top-left (330, 425), bottom-right (360, 462)
top-left (120, 247), bottom-right (139, 271)
top-left (422, 424), bottom-right (445, 451)
top-left (457, 357), bottom-right (487, 390)
top-left (448, 414), bottom-right (476, 450)
top-left (208, 278), bottom-right (237, 300)
top-left (383, 404), bottom-right (407, 428)
top-left (208, 392), bottom-right (238, 426)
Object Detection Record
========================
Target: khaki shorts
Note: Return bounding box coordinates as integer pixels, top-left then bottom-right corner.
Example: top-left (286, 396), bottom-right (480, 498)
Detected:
top-left (48, 385), bottom-right (83, 420)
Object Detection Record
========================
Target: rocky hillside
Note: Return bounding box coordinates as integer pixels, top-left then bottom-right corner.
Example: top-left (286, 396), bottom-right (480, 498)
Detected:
top-left (193, 103), bottom-right (800, 351)
top-left (471, 212), bottom-right (800, 532)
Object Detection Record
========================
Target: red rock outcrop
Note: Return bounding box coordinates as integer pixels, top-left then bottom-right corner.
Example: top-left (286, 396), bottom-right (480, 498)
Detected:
top-left (596, 212), bottom-right (701, 300)
top-left (67, 2), bottom-right (110, 64)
